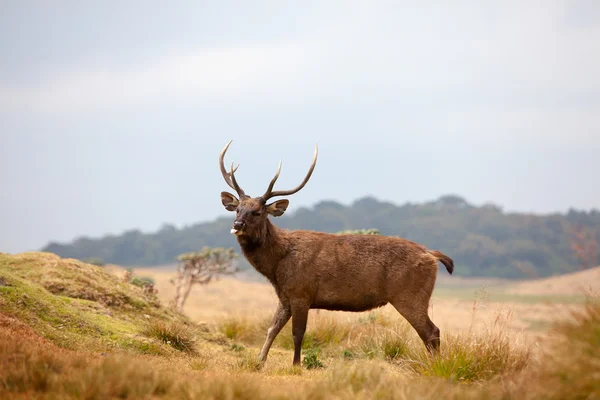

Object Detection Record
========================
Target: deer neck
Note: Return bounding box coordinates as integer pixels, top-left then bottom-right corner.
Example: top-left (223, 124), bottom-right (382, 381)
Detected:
top-left (237, 218), bottom-right (288, 282)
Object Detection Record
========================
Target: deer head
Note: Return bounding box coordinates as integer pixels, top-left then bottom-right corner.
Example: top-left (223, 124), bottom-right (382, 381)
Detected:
top-left (219, 140), bottom-right (318, 238)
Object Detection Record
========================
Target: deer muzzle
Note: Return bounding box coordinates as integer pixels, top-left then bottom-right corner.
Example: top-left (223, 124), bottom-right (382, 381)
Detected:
top-left (231, 220), bottom-right (245, 235)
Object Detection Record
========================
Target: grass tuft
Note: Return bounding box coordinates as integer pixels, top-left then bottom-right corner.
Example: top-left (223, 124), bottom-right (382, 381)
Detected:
top-left (236, 352), bottom-right (263, 372)
top-left (410, 310), bottom-right (530, 382)
top-left (141, 320), bottom-right (195, 352)
top-left (382, 332), bottom-right (410, 360)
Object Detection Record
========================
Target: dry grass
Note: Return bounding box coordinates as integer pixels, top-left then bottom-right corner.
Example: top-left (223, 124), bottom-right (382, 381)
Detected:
top-left (133, 265), bottom-right (586, 348)
top-left (1, 252), bottom-right (599, 399)
top-left (507, 265), bottom-right (600, 296)
top-left (1, 301), bottom-right (599, 399)
top-left (209, 303), bottom-right (530, 384)
top-left (141, 320), bottom-right (197, 353)
top-left (528, 298), bottom-right (600, 399)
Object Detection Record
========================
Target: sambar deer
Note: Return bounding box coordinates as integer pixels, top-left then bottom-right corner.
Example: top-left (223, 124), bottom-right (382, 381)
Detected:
top-left (218, 140), bottom-right (454, 366)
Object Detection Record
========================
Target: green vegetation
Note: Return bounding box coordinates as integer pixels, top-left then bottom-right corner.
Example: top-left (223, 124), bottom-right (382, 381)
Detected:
top-left (303, 349), bottom-right (325, 369)
top-left (0, 252), bottom-right (183, 355)
top-left (130, 275), bottom-right (155, 287)
top-left (42, 195), bottom-right (600, 278)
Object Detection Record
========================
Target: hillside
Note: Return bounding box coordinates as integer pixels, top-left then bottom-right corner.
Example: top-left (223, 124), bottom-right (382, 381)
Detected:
top-left (0, 252), bottom-right (185, 354)
top-left (42, 195), bottom-right (600, 278)
top-left (507, 265), bottom-right (600, 296)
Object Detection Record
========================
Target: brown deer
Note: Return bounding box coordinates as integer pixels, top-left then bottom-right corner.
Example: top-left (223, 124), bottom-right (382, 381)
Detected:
top-left (218, 140), bottom-right (454, 366)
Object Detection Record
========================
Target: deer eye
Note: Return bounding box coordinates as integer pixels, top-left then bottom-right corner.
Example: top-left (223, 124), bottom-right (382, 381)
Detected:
top-left (252, 211), bottom-right (262, 217)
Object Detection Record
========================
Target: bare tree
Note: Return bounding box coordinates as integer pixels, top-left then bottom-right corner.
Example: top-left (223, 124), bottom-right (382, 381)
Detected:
top-left (172, 247), bottom-right (238, 312)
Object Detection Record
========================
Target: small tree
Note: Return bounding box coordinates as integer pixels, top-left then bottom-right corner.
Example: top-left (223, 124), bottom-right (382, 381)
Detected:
top-left (172, 247), bottom-right (238, 312)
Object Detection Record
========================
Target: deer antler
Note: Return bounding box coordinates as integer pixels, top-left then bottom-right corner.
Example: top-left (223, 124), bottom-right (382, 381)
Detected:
top-left (261, 145), bottom-right (318, 201)
top-left (219, 140), bottom-right (245, 197)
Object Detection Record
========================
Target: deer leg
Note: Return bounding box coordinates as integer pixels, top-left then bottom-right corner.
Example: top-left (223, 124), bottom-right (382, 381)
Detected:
top-left (258, 301), bottom-right (291, 363)
top-left (291, 302), bottom-right (309, 366)
top-left (391, 300), bottom-right (440, 354)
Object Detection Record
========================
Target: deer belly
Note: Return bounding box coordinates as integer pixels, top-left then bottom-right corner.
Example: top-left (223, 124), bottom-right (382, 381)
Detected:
top-left (311, 291), bottom-right (388, 312)
top-left (310, 263), bottom-right (389, 311)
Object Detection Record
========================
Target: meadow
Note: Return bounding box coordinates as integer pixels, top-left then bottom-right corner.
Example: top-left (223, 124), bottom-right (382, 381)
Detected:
top-left (1, 252), bottom-right (598, 399)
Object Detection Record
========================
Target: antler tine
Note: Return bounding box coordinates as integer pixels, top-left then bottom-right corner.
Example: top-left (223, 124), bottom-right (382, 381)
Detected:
top-left (261, 159), bottom-right (282, 201)
top-left (219, 140), bottom-right (245, 196)
top-left (229, 161), bottom-right (245, 196)
top-left (264, 144), bottom-right (318, 200)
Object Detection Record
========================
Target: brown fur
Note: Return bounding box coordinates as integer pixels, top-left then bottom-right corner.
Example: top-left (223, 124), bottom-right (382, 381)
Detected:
top-left (219, 142), bottom-right (454, 366)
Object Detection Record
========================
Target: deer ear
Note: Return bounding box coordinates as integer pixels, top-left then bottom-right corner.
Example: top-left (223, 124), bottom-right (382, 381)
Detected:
top-left (266, 199), bottom-right (289, 217)
top-left (221, 192), bottom-right (239, 211)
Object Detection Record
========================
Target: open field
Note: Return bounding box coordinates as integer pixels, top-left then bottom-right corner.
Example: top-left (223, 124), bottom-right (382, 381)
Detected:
top-left (130, 264), bottom-right (597, 347)
top-left (1, 252), bottom-right (599, 399)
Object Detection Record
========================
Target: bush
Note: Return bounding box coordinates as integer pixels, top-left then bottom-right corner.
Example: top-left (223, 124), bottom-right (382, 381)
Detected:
top-left (130, 276), bottom-right (155, 288)
top-left (303, 349), bottom-right (325, 369)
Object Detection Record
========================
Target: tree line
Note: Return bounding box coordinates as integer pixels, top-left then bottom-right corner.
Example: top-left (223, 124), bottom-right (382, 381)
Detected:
top-left (42, 195), bottom-right (600, 279)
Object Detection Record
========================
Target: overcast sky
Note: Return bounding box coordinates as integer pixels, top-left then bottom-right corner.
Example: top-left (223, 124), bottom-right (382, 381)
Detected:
top-left (1, 1), bottom-right (599, 253)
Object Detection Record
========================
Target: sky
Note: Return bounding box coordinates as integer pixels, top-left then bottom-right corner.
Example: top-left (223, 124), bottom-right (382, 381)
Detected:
top-left (1, 0), bottom-right (599, 253)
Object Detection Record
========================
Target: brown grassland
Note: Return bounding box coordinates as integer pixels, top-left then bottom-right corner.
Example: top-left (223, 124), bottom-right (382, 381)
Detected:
top-left (1, 252), bottom-right (599, 399)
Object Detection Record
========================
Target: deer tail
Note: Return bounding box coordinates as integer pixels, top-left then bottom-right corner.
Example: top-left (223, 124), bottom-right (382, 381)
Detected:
top-left (429, 250), bottom-right (454, 274)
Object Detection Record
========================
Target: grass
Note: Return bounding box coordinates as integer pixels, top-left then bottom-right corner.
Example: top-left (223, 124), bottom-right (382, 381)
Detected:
top-left (218, 316), bottom-right (255, 341)
top-left (0, 252), bottom-right (184, 355)
top-left (433, 286), bottom-right (588, 305)
top-left (0, 251), bottom-right (598, 399)
top-left (353, 324), bottom-right (412, 360)
top-left (0, 317), bottom-right (176, 398)
top-left (276, 316), bottom-right (353, 352)
top-left (210, 304), bottom-right (530, 385)
top-left (409, 310), bottom-right (530, 382)
top-left (303, 349), bottom-right (325, 369)
top-left (236, 352), bottom-right (264, 372)
top-left (141, 320), bottom-right (196, 352)
top-left (529, 298), bottom-right (600, 399)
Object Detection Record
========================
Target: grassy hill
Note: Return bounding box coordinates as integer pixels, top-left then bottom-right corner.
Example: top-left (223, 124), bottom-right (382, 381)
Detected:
top-left (42, 195), bottom-right (600, 279)
top-left (0, 252), bottom-right (185, 355)
top-left (1, 252), bottom-right (598, 399)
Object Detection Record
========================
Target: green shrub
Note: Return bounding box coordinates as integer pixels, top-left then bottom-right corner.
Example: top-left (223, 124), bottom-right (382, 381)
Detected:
top-left (130, 276), bottom-right (155, 288)
top-left (230, 343), bottom-right (245, 352)
top-left (303, 349), bottom-right (325, 369)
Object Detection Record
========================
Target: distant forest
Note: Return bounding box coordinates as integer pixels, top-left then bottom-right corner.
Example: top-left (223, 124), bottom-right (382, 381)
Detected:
top-left (43, 195), bottom-right (600, 279)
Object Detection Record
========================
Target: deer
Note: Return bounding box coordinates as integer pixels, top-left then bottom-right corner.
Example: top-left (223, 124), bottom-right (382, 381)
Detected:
top-left (218, 140), bottom-right (454, 366)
